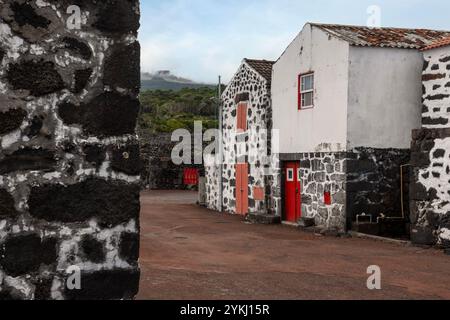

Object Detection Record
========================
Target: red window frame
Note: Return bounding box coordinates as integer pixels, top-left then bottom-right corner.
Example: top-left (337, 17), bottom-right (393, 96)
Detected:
top-left (298, 72), bottom-right (314, 110)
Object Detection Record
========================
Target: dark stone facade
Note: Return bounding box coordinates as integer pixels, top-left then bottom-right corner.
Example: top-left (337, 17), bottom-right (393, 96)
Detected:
top-left (0, 0), bottom-right (141, 299)
top-left (346, 148), bottom-right (410, 232)
top-left (140, 131), bottom-right (202, 190)
top-left (279, 148), bottom-right (409, 233)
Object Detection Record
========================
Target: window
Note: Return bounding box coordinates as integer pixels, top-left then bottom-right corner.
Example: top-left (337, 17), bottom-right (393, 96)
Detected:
top-left (298, 73), bottom-right (314, 109)
top-left (287, 169), bottom-right (294, 182)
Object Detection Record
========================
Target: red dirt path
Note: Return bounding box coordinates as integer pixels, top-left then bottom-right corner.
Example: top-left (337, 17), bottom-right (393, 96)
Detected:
top-left (137, 190), bottom-right (450, 300)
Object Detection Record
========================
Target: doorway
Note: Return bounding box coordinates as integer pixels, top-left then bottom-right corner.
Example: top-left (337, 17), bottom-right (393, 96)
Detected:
top-left (284, 162), bottom-right (301, 222)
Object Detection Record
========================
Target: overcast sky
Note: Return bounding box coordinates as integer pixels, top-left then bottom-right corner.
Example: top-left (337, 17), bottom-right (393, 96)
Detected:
top-left (139, 0), bottom-right (450, 84)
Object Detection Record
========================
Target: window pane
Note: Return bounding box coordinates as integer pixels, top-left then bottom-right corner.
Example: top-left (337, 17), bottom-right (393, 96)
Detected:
top-left (302, 92), bottom-right (313, 107)
top-left (301, 74), bottom-right (313, 91)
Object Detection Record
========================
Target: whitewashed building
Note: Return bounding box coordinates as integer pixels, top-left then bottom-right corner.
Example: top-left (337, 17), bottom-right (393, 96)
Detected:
top-left (271, 23), bottom-right (450, 233)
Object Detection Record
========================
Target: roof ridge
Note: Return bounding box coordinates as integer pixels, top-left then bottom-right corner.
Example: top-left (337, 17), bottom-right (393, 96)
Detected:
top-left (309, 22), bottom-right (450, 33)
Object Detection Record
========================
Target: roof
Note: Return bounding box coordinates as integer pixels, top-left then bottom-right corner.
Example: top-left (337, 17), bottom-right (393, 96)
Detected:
top-left (310, 23), bottom-right (450, 49)
top-left (244, 59), bottom-right (275, 83)
top-left (421, 36), bottom-right (450, 51)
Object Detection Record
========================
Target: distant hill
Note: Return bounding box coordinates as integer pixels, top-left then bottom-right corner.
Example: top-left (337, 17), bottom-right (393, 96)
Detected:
top-left (141, 71), bottom-right (216, 91)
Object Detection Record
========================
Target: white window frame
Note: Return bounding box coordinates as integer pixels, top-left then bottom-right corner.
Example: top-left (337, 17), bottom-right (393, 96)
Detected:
top-left (299, 73), bottom-right (314, 109)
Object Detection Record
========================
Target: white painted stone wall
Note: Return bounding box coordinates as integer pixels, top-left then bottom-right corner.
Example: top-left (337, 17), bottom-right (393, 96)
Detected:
top-left (347, 47), bottom-right (423, 149)
top-left (272, 24), bottom-right (350, 153)
top-left (204, 61), bottom-right (279, 215)
top-left (422, 46), bottom-right (450, 128)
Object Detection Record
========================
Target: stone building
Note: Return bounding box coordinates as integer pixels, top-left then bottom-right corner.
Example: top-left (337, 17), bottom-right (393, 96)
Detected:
top-left (271, 23), bottom-right (450, 233)
top-left (0, 0), bottom-right (141, 299)
top-left (204, 59), bottom-right (279, 217)
top-left (410, 38), bottom-right (450, 252)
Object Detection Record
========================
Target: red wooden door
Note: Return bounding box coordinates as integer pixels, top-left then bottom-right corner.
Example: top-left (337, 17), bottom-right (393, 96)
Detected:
top-left (236, 163), bottom-right (248, 215)
top-left (285, 162), bottom-right (301, 222)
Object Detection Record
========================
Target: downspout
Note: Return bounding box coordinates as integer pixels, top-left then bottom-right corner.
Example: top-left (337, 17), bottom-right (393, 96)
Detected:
top-left (218, 76), bottom-right (223, 212)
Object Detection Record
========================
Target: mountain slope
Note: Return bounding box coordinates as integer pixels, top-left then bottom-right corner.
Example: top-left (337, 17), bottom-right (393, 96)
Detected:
top-left (141, 71), bottom-right (215, 91)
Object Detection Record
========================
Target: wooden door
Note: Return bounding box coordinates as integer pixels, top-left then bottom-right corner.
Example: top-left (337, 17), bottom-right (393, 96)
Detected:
top-left (236, 163), bottom-right (248, 215)
top-left (285, 162), bottom-right (301, 222)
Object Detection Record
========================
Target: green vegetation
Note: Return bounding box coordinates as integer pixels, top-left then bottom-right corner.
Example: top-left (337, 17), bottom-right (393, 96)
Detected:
top-left (139, 87), bottom-right (222, 133)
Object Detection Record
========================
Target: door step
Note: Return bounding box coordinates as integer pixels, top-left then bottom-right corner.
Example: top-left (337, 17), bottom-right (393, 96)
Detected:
top-left (246, 213), bottom-right (281, 225)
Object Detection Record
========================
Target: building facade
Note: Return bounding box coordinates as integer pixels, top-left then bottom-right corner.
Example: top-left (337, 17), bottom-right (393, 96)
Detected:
top-left (205, 59), bottom-right (280, 217)
top-left (272, 24), bottom-right (450, 233)
top-left (410, 38), bottom-right (450, 252)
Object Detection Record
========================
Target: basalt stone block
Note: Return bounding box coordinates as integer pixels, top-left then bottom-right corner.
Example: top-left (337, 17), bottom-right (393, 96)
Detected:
top-left (28, 178), bottom-right (140, 228)
top-left (58, 92), bottom-right (140, 137)
top-left (111, 144), bottom-right (142, 176)
top-left (81, 235), bottom-right (106, 264)
top-left (411, 226), bottom-right (436, 245)
top-left (63, 269), bottom-right (140, 300)
top-left (0, 108), bottom-right (27, 135)
top-left (104, 42), bottom-right (140, 93)
top-left (10, 2), bottom-right (51, 29)
top-left (426, 94), bottom-right (450, 101)
top-left (410, 151), bottom-right (431, 168)
top-left (0, 148), bottom-right (56, 175)
top-left (0, 234), bottom-right (58, 277)
top-left (7, 60), bottom-right (65, 97)
top-left (83, 144), bottom-right (106, 167)
top-left (72, 68), bottom-right (93, 93)
top-left (0, 189), bottom-right (18, 219)
top-left (93, 0), bottom-right (140, 34)
top-left (422, 73), bottom-right (446, 81)
top-left (119, 232), bottom-right (139, 265)
top-left (33, 277), bottom-right (54, 301)
top-left (25, 115), bottom-right (44, 138)
top-left (62, 37), bottom-right (92, 60)
top-left (422, 117), bottom-right (449, 126)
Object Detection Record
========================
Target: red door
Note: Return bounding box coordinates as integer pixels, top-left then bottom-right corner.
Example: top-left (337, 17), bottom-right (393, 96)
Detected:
top-left (285, 162), bottom-right (301, 222)
top-left (236, 163), bottom-right (248, 215)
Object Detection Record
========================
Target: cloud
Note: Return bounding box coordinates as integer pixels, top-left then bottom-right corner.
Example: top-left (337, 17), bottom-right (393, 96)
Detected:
top-left (140, 0), bottom-right (450, 83)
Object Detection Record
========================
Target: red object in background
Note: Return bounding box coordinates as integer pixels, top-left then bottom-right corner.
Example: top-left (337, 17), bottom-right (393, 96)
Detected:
top-left (324, 192), bottom-right (332, 205)
top-left (183, 168), bottom-right (199, 185)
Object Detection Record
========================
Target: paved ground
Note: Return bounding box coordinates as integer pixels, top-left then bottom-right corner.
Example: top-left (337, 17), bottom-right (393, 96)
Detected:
top-left (137, 190), bottom-right (450, 300)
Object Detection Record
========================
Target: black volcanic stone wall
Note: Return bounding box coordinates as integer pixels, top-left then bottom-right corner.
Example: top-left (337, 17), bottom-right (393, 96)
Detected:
top-left (139, 131), bottom-right (202, 190)
top-left (0, 0), bottom-right (141, 300)
top-left (346, 148), bottom-right (410, 231)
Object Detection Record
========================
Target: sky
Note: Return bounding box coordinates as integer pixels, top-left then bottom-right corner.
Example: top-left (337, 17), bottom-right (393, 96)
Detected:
top-left (139, 0), bottom-right (450, 84)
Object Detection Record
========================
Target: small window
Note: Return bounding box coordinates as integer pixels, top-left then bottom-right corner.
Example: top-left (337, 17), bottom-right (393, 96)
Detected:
top-left (299, 73), bottom-right (314, 109)
top-left (287, 169), bottom-right (294, 182)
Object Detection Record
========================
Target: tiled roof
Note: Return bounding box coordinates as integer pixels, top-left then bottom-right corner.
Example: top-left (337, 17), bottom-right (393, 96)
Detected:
top-left (244, 59), bottom-right (275, 83)
top-left (311, 23), bottom-right (450, 49)
top-left (421, 36), bottom-right (450, 51)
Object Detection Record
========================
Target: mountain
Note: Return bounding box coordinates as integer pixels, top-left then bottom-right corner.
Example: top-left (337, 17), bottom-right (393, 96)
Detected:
top-left (141, 71), bottom-right (216, 91)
